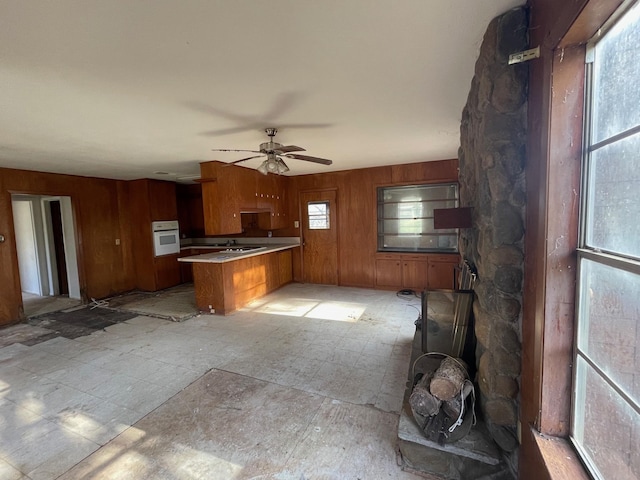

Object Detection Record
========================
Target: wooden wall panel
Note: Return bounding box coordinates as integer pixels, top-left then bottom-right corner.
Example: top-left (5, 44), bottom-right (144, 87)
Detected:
top-left (0, 167), bottom-right (137, 325)
top-left (0, 184), bottom-right (24, 323)
top-left (290, 160), bottom-right (458, 287)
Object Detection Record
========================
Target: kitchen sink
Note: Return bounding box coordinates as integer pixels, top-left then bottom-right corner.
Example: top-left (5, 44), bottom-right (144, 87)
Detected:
top-left (222, 246), bottom-right (267, 253)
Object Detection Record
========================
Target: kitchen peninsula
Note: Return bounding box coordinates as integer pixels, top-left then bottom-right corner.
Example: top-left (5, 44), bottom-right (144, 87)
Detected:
top-left (179, 242), bottom-right (298, 314)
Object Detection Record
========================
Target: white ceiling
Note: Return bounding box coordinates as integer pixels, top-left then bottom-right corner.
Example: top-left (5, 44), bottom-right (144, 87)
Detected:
top-left (0, 0), bottom-right (525, 181)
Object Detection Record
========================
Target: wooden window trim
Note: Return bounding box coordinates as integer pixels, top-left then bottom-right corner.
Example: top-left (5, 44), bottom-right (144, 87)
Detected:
top-left (521, 1), bottom-right (625, 479)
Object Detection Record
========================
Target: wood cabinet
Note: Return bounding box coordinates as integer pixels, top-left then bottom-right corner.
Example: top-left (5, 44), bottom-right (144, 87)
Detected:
top-left (375, 253), bottom-right (459, 291)
top-left (128, 179), bottom-right (181, 292)
top-left (278, 249), bottom-right (293, 285)
top-left (402, 255), bottom-right (430, 291)
top-left (375, 257), bottom-right (403, 288)
top-left (200, 161), bottom-right (289, 235)
top-left (427, 254), bottom-right (460, 290)
top-left (192, 249), bottom-right (294, 314)
top-left (176, 184), bottom-right (205, 238)
top-left (200, 161), bottom-right (252, 235)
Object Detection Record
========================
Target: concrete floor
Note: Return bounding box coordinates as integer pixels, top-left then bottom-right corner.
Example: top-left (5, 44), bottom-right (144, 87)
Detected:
top-left (21, 293), bottom-right (82, 318)
top-left (1, 284), bottom-right (430, 479)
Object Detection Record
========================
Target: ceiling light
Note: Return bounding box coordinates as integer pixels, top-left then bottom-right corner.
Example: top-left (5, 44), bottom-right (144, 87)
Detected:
top-left (276, 158), bottom-right (289, 174)
top-left (257, 161), bottom-right (269, 175)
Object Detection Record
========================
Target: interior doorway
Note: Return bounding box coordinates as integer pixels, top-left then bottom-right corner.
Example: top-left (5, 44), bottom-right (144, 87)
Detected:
top-left (11, 194), bottom-right (81, 316)
top-left (300, 189), bottom-right (339, 285)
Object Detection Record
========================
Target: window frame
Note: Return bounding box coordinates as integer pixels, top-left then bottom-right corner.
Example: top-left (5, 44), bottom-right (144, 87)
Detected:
top-left (307, 201), bottom-right (330, 230)
top-left (571, 3), bottom-right (640, 478)
top-left (376, 182), bottom-right (460, 253)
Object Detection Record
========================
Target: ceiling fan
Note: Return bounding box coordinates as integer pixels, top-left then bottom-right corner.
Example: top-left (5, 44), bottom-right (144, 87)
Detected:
top-left (211, 128), bottom-right (333, 175)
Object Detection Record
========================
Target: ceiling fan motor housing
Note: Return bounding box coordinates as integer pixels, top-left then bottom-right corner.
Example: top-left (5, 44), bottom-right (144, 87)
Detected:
top-left (260, 141), bottom-right (283, 153)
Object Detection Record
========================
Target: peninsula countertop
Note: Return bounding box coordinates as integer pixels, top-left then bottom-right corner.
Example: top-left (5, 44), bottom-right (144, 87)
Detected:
top-left (178, 243), bottom-right (298, 264)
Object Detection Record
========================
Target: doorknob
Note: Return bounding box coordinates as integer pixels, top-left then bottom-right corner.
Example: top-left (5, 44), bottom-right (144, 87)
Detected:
top-left (0, 234), bottom-right (5, 243)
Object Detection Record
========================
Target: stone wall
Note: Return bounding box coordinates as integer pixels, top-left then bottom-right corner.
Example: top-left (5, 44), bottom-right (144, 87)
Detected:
top-left (457, 6), bottom-right (528, 465)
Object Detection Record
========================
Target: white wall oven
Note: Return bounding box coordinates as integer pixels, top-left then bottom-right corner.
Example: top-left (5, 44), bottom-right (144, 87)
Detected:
top-left (152, 221), bottom-right (180, 257)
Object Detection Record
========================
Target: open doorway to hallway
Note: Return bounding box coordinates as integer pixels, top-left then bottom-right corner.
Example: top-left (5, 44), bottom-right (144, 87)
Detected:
top-left (11, 194), bottom-right (82, 317)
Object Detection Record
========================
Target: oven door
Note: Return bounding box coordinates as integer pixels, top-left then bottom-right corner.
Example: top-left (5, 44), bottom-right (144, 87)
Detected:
top-left (152, 222), bottom-right (180, 257)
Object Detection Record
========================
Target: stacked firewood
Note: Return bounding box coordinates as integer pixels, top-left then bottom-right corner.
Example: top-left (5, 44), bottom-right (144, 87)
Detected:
top-left (409, 356), bottom-right (475, 444)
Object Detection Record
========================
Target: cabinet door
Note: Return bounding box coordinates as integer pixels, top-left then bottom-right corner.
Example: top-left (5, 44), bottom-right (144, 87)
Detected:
top-left (201, 162), bottom-right (243, 235)
top-left (265, 252), bottom-right (281, 292)
top-left (202, 180), bottom-right (242, 235)
top-left (154, 254), bottom-right (182, 290)
top-left (148, 180), bottom-right (178, 221)
top-left (235, 167), bottom-right (258, 210)
top-left (375, 258), bottom-right (402, 288)
top-left (427, 256), bottom-right (459, 289)
top-left (402, 259), bottom-right (429, 291)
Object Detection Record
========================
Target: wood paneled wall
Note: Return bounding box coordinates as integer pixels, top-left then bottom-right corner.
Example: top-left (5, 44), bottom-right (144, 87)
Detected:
top-left (288, 160), bottom-right (458, 287)
top-left (0, 167), bottom-right (136, 325)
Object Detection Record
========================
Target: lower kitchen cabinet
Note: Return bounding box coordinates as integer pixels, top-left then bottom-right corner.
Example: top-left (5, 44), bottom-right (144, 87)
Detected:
top-left (154, 254), bottom-right (182, 291)
top-left (375, 258), bottom-right (402, 288)
top-left (427, 255), bottom-right (460, 290)
top-left (401, 256), bottom-right (429, 291)
top-left (375, 253), bottom-right (459, 291)
top-left (192, 249), bottom-right (294, 314)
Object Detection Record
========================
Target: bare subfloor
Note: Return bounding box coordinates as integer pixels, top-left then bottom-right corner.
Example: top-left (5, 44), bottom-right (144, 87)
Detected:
top-left (1, 284), bottom-right (431, 479)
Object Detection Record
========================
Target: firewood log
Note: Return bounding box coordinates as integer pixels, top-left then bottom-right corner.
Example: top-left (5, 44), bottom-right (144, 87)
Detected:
top-left (409, 370), bottom-right (441, 417)
top-left (429, 357), bottom-right (467, 401)
top-left (442, 381), bottom-right (474, 418)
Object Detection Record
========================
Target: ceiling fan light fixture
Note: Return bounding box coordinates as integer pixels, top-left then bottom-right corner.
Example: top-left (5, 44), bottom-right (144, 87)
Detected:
top-left (266, 158), bottom-right (279, 173)
top-left (276, 158), bottom-right (289, 174)
top-left (257, 160), bottom-right (269, 175)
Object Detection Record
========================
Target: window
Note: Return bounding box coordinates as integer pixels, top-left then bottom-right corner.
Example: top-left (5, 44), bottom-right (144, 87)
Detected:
top-left (377, 183), bottom-right (458, 252)
top-left (573, 3), bottom-right (640, 479)
top-left (307, 201), bottom-right (330, 230)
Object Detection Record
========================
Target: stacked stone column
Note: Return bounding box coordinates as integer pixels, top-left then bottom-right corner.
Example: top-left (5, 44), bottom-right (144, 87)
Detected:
top-left (457, 7), bottom-right (528, 461)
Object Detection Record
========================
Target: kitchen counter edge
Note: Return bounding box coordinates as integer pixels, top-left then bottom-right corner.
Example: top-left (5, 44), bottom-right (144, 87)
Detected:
top-left (178, 244), bottom-right (298, 264)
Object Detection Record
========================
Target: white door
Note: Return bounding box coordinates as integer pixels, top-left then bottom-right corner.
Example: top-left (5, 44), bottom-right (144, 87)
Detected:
top-left (12, 200), bottom-right (41, 295)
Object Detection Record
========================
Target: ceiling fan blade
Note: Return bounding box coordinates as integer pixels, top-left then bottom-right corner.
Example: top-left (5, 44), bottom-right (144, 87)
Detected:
top-left (227, 155), bottom-right (265, 165)
top-left (276, 145), bottom-right (306, 154)
top-left (211, 149), bottom-right (263, 154)
top-left (283, 153), bottom-right (333, 165)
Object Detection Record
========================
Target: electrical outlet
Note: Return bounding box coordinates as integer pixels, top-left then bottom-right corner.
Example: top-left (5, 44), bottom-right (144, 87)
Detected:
top-left (294, 220), bottom-right (300, 228)
top-left (115, 238), bottom-right (120, 245)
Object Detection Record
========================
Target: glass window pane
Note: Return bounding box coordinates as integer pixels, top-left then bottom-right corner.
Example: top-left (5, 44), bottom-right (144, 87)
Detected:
top-left (377, 183), bottom-right (459, 252)
top-left (308, 201), bottom-right (329, 230)
top-left (379, 234), bottom-right (457, 252)
top-left (585, 132), bottom-right (640, 259)
top-left (577, 258), bottom-right (640, 402)
top-left (573, 356), bottom-right (640, 480)
top-left (592, 2), bottom-right (640, 143)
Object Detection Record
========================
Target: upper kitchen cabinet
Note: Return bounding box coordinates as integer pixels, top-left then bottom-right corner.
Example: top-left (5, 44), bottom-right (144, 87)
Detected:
top-left (176, 183), bottom-right (205, 238)
top-left (200, 161), bottom-right (257, 235)
top-left (200, 161), bottom-right (289, 234)
top-left (129, 178), bottom-right (178, 222)
top-left (257, 173), bottom-right (289, 230)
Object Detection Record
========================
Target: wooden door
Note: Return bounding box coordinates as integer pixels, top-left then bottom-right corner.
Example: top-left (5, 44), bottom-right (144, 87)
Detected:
top-left (300, 190), bottom-right (338, 285)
